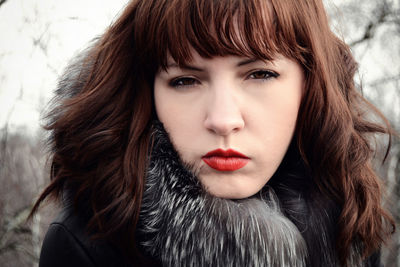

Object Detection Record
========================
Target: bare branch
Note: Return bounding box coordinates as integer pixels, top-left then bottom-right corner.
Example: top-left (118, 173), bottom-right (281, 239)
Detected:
top-left (0, 242), bottom-right (16, 255)
top-left (367, 74), bottom-right (400, 87)
top-left (0, 0), bottom-right (7, 8)
top-left (350, 2), bottom-right (390, 47)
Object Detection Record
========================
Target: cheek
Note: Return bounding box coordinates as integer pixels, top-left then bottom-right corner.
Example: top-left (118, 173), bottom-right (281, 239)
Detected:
top-left (252, 90), bottom-right (301, 136)
top-left (154, 84), bottom-right (202, 156)
top-left (251, 85), bottom-right (302, 168)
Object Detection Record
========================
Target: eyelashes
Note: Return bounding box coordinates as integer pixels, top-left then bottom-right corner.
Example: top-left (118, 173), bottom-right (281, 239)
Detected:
top-left (168, 70), bottom-right (279, 89)
top-left (247, 70), bottom-right (279, 80)
top-left (169, 77), bottom-right (200, 88)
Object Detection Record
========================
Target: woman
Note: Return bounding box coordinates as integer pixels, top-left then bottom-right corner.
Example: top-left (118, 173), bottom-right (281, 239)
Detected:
top-left (31, 0), bottom-right (395, 266)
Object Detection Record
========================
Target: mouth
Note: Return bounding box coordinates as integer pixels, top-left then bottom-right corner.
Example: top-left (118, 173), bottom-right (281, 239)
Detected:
top-left (202, 148), bottom-right (250, 171)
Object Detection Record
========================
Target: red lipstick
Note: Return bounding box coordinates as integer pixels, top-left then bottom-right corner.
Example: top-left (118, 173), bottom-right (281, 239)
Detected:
top-left (202, 149), bottom-right (249, 171)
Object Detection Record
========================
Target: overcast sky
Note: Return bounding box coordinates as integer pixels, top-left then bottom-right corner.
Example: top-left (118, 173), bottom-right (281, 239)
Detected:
top-left (0, 0), bottom-right (129, 135)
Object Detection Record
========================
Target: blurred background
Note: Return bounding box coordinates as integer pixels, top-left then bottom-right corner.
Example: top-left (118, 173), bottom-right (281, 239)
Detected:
top-left (0, 0), bottom-right (399, 266)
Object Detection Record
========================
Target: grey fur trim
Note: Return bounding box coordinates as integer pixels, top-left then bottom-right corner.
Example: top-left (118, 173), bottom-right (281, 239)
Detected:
top-left (137, 122), bottom-right (307, 267)
top-left (55, 42), bottom-right (97, 98)
top-left (269, 155), bottom-right (365, 267)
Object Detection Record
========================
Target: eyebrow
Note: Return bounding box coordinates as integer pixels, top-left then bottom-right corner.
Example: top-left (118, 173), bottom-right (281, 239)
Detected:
top-left (237, 58), bottom-right (258, 66)
top-left (166, 63), bottom-right (204, 72)
top-left (166, 58), bottom-right (260, 72)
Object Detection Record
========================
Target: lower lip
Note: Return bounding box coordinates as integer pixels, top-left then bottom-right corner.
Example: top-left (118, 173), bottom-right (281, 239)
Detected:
top-left (202, 157), bottom-right (249, 171)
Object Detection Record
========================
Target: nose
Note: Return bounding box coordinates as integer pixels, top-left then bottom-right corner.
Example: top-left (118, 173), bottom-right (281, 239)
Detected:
top-left (203, 87), bottom-right (245, 136)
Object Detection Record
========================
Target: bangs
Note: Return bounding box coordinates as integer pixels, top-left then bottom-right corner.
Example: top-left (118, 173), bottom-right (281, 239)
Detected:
top-left (135, 0), bottom-right (306, 71)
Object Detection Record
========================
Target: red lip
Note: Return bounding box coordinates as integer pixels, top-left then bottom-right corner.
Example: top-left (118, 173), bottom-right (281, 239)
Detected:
top-left (202, 149), bottom-right (249, 171)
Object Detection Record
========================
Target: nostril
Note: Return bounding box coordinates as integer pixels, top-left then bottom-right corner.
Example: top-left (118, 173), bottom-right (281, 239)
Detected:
top-left (204, 117), bottom-right (245, 136)
top-left (204, 90), bottom-right (244, 135)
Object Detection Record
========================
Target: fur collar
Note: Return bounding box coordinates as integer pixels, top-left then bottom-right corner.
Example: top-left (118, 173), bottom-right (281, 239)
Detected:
top-left (137, 122), bottom-right (308, 267)
top-left (136, 122), bottom-right (369, 267)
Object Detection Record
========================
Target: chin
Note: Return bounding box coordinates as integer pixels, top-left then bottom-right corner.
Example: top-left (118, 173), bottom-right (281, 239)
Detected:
top-left (213, 190), bottom-right (260, 199)
top-left (203, 183), bottom-right (263, 199)
top-left (196, 163), bottom-right (276, 199)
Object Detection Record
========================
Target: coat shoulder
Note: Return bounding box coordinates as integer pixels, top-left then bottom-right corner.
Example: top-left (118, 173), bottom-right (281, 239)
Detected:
top-left (39, 221), bottom-right (96, 267)
top-left (39, 207), bottom-right (132, 267)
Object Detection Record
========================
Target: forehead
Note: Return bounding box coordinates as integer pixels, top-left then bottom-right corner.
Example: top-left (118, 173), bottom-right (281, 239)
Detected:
top-left (166, 49), bottom-right (257, 65)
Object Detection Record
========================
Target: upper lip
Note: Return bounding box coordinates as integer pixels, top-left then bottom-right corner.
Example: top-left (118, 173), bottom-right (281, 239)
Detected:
top-left (203, 148), bottom-right (249, 158)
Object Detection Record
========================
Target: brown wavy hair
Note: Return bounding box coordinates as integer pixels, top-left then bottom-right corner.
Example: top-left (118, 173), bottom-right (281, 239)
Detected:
top-left (31, 0), bottom-right (395, 265)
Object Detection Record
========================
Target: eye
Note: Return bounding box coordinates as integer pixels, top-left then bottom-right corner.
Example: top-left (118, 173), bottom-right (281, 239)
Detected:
top-left (247, 70), bottom-right (279, 80)
top-left (169, 77), bottom-right (200, 88)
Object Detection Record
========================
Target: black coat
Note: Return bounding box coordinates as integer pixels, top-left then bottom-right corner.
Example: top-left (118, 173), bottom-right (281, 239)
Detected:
top-left (39, 206), bottom-right (383, 267)
top-left (39, 206), bottom-right (135, 267)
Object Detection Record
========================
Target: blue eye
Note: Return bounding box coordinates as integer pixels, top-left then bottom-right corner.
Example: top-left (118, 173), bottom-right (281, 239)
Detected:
top-left (169, 77), bottom-right (200, 88)
top-left (248, 70), bottom-right (279, 80)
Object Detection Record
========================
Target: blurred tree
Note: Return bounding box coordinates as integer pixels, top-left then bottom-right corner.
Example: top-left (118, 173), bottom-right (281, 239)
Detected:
top-left (0, 128), bottom-right (47, 266)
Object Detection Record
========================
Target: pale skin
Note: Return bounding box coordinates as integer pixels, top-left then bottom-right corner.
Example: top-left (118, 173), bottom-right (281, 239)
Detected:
top-left (154, 50), bottom-right (304, 199)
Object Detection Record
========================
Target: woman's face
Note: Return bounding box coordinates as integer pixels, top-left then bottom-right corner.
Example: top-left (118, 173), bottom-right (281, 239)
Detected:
top-left (154, 50), bottom-right (304, 199)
